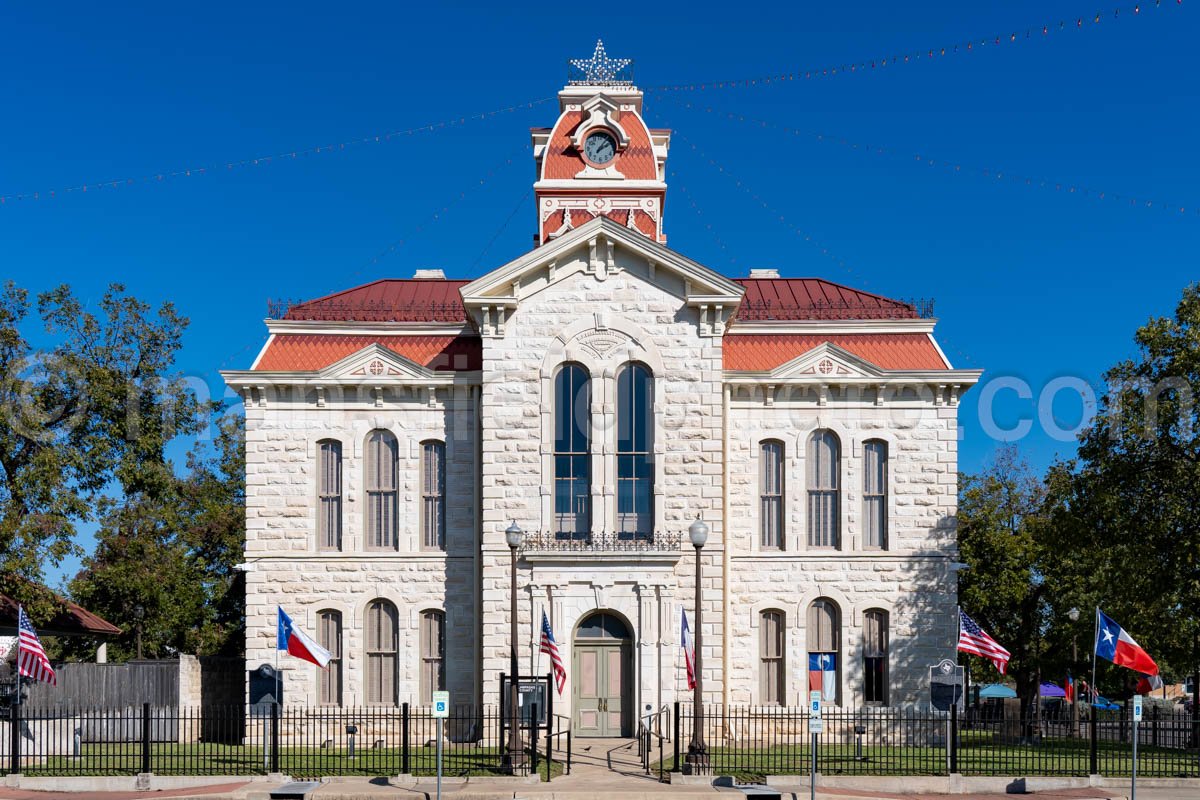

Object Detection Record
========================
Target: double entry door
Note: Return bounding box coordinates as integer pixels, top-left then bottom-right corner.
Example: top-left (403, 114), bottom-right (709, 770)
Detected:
top-left (573, 642), bottom-right (630, 737)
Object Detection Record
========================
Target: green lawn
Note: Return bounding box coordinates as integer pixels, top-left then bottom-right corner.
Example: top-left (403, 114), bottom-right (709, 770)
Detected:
top-left (23, 744), bottom-right (563, 780)
top-left (653, 736), bottom-right (1200, 783)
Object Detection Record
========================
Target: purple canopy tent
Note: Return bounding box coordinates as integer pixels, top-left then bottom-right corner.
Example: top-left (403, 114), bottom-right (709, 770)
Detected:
top-left (1039, 681), bottom-right (1066, 698)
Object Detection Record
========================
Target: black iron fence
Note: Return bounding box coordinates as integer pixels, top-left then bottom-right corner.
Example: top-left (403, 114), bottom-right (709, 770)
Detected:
top-left (3, 703), bottom-right (562, 779)
top-left (667, 703), bottom-right (1200, 780)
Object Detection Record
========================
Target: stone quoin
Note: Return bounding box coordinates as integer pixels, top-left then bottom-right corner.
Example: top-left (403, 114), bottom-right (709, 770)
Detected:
top-left (221, 41), bottom-right (982, 732)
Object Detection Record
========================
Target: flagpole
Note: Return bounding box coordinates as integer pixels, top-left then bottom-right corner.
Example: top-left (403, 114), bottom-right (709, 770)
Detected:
top-left (1091, 607), bottom-right (1100, 707)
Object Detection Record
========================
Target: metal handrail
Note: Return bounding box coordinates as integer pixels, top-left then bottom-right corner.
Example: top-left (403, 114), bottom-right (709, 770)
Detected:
top-left (638, 705), bottom-right (671, 780)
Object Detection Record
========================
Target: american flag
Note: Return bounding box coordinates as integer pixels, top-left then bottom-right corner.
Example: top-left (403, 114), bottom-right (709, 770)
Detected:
top-left (17, 606), bottom-right (57, 687)
top-left (957, 609), bottom-right (1010, 675)
top-left (539, 611), bottom-right (566, 695)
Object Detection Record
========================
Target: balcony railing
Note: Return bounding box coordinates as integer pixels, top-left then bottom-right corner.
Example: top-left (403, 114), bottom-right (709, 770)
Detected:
top-left (524, 531), bottom-right (682, 554)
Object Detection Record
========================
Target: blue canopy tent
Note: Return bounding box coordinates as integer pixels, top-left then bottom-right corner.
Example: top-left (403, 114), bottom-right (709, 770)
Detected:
top-left (978, 684), bottom-right (1017, 699)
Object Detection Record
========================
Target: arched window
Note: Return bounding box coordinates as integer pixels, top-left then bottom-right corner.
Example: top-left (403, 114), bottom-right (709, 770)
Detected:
top-left (806, 430), bottom-right (840, 548)
top-left (759, 610), bottom-right (785, 705)
top-left (617, 363), bottom-right (653, 540)
top-left (365, 599), bottom-right (398, 706)
top-left (807, 598), bottom-right (840, 703)
top-left (863, 609), bottom-right (889, 705)
top-left (421, 441), bottom-right (446, 551)
top-left (317, 609), bottom-right (342, 706)
top-left (365, 430), bottom-right (398, 550)
top-left (863, 440), bottom-right (888, 550)
top-left (419, 610), bottom-right (446, 705)
top-left (554, 364), bottom-right (591, 540)
top-left (317, 440), bottom-right (342, 551)
top-left (760, 441), bottom-right (784, 549)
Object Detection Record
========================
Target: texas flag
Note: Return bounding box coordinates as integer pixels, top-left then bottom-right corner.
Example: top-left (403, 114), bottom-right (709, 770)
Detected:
top-left (1095, 609), bottom-right (1158, 677)
top-left (277, 607), bottom-right (333, 668)
top-left (808, 653), bottom-right (837, 702)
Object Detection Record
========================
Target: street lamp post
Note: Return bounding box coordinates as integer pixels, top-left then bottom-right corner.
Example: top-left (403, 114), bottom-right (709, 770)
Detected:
top-left (1069, 607), bottom-right (1080, 738)
top-left (502, 521), bottom-right (526, 773)
top-left (684, 515), bottom-right (709, 775)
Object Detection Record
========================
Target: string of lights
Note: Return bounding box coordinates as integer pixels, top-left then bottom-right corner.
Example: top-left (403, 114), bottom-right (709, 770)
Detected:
top-left (645, 0), bottom-right (1182, 93)
top-left (673, 131), bottom-right (871, 287)
top-left (0, 97), bottom-right (553, 207)
top-left (670, 177), bottom-right (740, 269)
top-left (666, 99), bottom-right (1199, 217)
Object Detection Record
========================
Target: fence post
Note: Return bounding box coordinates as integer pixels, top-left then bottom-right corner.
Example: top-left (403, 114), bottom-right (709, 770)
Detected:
top-left (1090, 708), bottom-right (1099, 775)
top-left (949, 702), bottom-right (958, 774)
top-left (545, 714), bottom-right (552, 783)
top-left (672, 701), bottom-right (681, 772)
top-left (401, 703), bottom-right (410, 775)
top-left (8, 703), bottom-right (19, 775)
top-left (141, 702), bottom-right (152, 774)
top-left (270, 702), bottom-right (280, 774)
top-left (530, 703), bottom-right (539, 774)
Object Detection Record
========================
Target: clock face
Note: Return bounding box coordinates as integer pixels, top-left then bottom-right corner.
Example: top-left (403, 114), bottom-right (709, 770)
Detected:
top-left (583, 131), bottom-right (617, 165)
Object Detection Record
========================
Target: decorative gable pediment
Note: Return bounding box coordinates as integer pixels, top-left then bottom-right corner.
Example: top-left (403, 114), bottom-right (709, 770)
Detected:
top-left (771, 342), bottom-right (889, 380)
top-left (318, 343), bottom-right (441, 382)
top-left (461, 216), bottom-right (744, 336)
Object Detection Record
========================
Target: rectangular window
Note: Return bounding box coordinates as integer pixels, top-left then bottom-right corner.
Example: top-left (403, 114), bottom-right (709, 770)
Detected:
top-left (760, 610), bottom-right (785, 705)
top-left (863, 441), bottom-right (887, 549)
top-left (421, 442), bottom-right (446, 550)
top-left (807, 599), bottom-right (840, 704)
top-left (863, 610), bottom-right (889, 705)
top-left (760, 442), bottom-right (784, 549)
top-left (419, 610), bottom-right (446, 705)
top-left (317, 610), bottom-right (342, 706)
top-left (807, 431), bottom-right (840, 548)
top-left (554, 366), bottom-right (592, 540)
top-left (366, 601), bottom-right (398, 706)
top-left (366, 431), bottom-right (398, 550)
top-left (317, 441), bottom-right (342, 551)
top-left (617, 365), bottom-right (653, 540)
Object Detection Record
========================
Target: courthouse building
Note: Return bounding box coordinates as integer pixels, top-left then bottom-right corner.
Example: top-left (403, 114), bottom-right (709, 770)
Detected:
top-left (222, 45), bottom-right (981, 733)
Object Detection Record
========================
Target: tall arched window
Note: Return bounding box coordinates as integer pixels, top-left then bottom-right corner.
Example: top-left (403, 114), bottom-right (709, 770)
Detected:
top-left (365, 430), bottom-right (398, 550)
top-left (554, 364), bottom-right (591, 540)
top-left (421, 441), bottom-right (446, 551)
top-left (863, 609), bottom-right (889, 705)
top-left (317, 440), bottom-right (342, 551)
top-left (760, 441), bottom-right (784, 549)
top-left (759, 609), bottom-right (785, 705)
top-left (419, 610), bottom-right (446, 705)
top-left (317, 609), bottom-right (342, 706)
top-left (807, 598), bottom-right (840, 703)
top-left (806, 430), bottom-right (840, 548)
top-left (863, 440), bottom-right (888, 550)
top-left (617, 363), bottom-right (653, 540)
top-left (365, 599), bottom-right (398, 706)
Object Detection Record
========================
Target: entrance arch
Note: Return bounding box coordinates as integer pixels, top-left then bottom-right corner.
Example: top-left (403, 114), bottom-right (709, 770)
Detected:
top-left (572, 611), bottom-right (632, 737)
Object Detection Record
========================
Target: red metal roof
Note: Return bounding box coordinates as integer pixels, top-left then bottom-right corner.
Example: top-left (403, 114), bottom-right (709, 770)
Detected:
top-left (732, 278), bottom-right (920, 321)
top-left (282, 279), bottom-right (469, 323)
top-left (255, 334), bottom-right (481, 372)
top-left (0, 590), bottom-right (121, 637)
top-left (724, 334), bottom-right (949, 372)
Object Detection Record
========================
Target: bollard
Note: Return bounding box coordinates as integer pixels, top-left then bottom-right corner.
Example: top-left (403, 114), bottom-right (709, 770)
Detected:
top-left (346, 724), bottom-right (357, 760)
top-left (73, 727), bottom-right (81, 758)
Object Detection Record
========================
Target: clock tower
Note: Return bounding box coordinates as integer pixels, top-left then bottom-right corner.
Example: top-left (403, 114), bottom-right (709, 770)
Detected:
top-left (532, 41), bottom-right (670, 245)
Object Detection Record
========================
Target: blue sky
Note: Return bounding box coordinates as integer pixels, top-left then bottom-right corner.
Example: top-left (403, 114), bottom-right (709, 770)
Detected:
top-left (3, 1), bottom-right (1197, 586)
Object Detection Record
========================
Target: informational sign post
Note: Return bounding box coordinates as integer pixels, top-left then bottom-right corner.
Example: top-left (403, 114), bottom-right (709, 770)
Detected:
top-left (1132, 694), bottom-right (1142, 800)
top-left (808, 690), bottom-right (822, 800)
top-left (432, 691), bottom-right (449, 800)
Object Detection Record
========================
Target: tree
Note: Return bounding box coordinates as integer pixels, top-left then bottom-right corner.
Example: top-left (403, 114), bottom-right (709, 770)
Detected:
top-left (957, 446), bottom-right (1051, 723)
top-left (1043, 283), bottom-right (1200, 708)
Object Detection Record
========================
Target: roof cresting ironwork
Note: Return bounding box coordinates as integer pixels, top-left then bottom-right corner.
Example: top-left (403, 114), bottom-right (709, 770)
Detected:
top-left (568, 40), bottom-right (634, 86)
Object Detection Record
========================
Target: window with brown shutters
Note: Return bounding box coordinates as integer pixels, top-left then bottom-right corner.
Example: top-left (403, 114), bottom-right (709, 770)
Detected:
top-left (419, 610), bottom-right (446, 705)
top-left (365, 599), bottom-right (398, 706)
top-left (863, 609), bottom-right (889, 705)
top-left (760, 441), bottom-right (784, 549)
top-left (317, 440), bottom-right (342, 551)
top-left (317, 609), bottom-right (342, 706)
top-left (420, 441), bottom-right (446, 551)
top-left (759, 610), bottom-right (785, 705)
top-left (807, 598), bottom-right (840, 703)
top-left (863, 440), bottom-right (888, 550)
top-left (807, 430), bottom-right (840, 548)
top-left (365, 430), bottom-right (398, 550)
